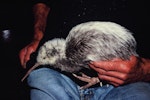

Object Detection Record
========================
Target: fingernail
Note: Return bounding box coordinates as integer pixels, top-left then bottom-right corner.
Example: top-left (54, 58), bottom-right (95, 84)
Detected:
top-left (89, 62), bottom-right (94, 66)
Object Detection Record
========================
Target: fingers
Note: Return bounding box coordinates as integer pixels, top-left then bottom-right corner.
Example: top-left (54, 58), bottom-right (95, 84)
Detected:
top-left (91, 66), bottom-right (127, 86)
top-left (98, 74), bottom-right (124, 86)
top-left (90, 61), bottom-right (127, 73)
top-left (19, 48), bottom-right (27, 68)
top-left (90, 63), bottom-right (128, 85)
top-left (19, 47), bottom-right (34, 68)
top-left (88, 56), bottom-right (139, 86)
top-left (90, 65), bottom-right (128, 80)
top-left (89, 56), bottom-right (138, 73)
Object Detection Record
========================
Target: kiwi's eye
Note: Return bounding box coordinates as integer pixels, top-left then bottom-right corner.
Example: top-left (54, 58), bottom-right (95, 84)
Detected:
top-left (43, 57), bottom-right (46, 59)
top-left (46, 48), bottom-right (59, 57)
top-left (51, 48), bottom-right (58, 55)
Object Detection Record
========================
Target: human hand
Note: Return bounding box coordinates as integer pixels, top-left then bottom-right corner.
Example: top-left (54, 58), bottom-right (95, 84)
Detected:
top-left (19, 40), bottom-right (40, 68)
top-left (89, 56), bottom-right (143, 86)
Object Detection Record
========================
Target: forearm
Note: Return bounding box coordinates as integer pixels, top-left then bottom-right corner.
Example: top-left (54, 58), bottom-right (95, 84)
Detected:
top-left (32, 3), bottom-right (50, 41)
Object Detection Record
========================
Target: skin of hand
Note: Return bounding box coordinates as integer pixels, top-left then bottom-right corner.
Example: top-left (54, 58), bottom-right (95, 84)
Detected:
top-left (19, 3), bottom-right (50, 68)
top-left (89, 56), bottom-right (150, 87)
top-left (19, 39), bottom-right (40, 68)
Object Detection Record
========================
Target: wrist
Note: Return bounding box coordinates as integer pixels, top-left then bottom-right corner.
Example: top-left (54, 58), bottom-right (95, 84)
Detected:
top-left (140, 58), bottom-right (150, 82)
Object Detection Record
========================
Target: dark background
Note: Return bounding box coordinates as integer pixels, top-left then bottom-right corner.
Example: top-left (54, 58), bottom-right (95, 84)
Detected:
top-left (0, 2), bottom-right (33, 100)
top-left (0, 1), bottom-right (150, 100)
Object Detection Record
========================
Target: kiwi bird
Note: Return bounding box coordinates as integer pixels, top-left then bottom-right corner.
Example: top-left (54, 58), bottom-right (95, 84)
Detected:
top-left (21, 21), bottom-right (138, 89)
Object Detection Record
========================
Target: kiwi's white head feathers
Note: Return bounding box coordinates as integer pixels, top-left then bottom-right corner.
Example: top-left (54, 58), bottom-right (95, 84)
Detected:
top-left (36, 38), bottom-right (66, 65)
top-left (21, 38), bottom-right (66, 82)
